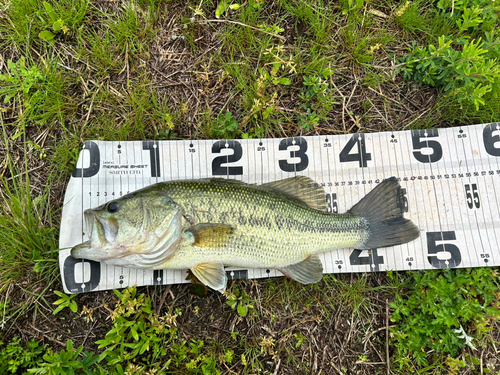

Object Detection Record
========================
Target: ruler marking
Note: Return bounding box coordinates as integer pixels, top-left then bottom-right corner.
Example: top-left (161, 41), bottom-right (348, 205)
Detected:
top-left (404, 130), bottom-right (427, 269)
top-left (191, 140), bottom-right (194, 180)
top-left (450, 127), bottom-right (478, 267)
top-left (471, 125), bottom-right (498, 263)
top-left (460, 126), bottom-right (484, 265)
top-left (418, 130), bottom-right (446, 267)
top-left (439, 129), bottom-right (465, 268)
top-left (369, 133), bottom-right (381, 272)
top-left (483, 124), bottom-right (500, 263)
top-left (395, 131), bottom-right (414, 271)
top-left (319, 135), bottom-right (332, 272)
top-left (482, 123), bottom-right (500, 259)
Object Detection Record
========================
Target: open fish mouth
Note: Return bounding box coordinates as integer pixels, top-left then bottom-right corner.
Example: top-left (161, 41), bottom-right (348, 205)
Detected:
top-left (71, 207), bottom-right (183, 267)
top-left (71, 209), bottom-right (119, 260)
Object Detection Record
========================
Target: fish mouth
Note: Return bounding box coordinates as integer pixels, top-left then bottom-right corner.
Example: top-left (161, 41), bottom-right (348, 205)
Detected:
top-left (71, 240), bottom-right (97, 259)
top-left (70, 210), bottom-right (119, 260)
top-left (71, 206), bottom-right (183, 268)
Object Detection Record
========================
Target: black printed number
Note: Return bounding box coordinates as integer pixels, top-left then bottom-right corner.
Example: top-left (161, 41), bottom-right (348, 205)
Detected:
top-left (278, 138), bottom-right (309, 172)
top-left (326, 193), bottom-right (338, 213)
top-left (396, 188), bottom-right (409, 213)
top-left (212, 140), bottom-right (243, 175)
top-left (72, 141), bottom-right (100, 178)
top-left (64, 257), bottom-right (101, 293)
top-left (349, 249), bottom-right (384, 271)
top-left (464, 184), bottom-right (480, 209)
top-left (143, 141), bottom-right (160, 178)
top-left (483, 123), bottom-right (500, 156)
top-left (339, 134), bottom-right (371, 167)
top-left (412, 129), bottom-right (443, 163)
top-left (426, 232), bottom-right (461, 268)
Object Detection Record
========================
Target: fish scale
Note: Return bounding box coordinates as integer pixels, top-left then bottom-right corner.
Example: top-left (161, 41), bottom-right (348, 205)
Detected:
top-left (155, 180), bottom-right (369, 269)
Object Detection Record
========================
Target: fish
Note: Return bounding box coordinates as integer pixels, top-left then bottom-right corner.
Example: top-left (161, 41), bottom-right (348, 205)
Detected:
top-left (71, 176), bottom-right (420, 292)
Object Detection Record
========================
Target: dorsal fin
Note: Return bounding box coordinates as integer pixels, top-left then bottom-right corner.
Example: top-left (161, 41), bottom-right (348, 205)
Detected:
top-left (262, 176), bottom-right (327, 211)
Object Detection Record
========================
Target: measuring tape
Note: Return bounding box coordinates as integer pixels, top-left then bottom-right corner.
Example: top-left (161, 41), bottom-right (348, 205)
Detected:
top-left (59, 122), bottom-right (500, 294)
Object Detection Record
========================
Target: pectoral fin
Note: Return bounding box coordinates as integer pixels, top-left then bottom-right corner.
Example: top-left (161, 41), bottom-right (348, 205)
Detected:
top-left (186, 223), bottom-right (233, 248)
top-left (191, 262), bottom-right (227, 292)
top-left (278, 254), bottom-right (323, 284)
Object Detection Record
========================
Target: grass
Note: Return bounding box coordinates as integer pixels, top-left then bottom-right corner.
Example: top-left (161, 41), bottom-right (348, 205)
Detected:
top-left (0, 129), bottom-right (60, 333)
top-left (1, 0), bottom-right (500, 373)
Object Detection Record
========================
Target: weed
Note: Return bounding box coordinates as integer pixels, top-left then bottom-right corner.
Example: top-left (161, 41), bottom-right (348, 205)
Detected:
top-left (0, 0), bottom-right (88, 47)
top-left (96, 286), bottom-right (179, 368)
top-left (27, 339), bottom-right (100, 375)
top-left (293, 332), bottom-right (306, 348)
top-left (400, 36), bottom-right (500, 110)
top-left (226, 287), bottom-right (255, 318)
top-left (340, 0), bottom-right (365, 15)
top-left (52, 291), bottom-right (78, 315)
top-left (212, 111), bottom-right (240, 138)
top-left (0, 337), bottom-right (43, 374)
top-left (390, 268), bottom-right (500, 368)
top-left (38, 2), bottom-right (70, 45)
top-left (223, 0), bottom-right (263, 17)
top-left (297, 68), bottom-right (334, 130)
top-left (0, 57), bottom-right (76, 135)
top-left (399, 0), bottom-right (500, 110)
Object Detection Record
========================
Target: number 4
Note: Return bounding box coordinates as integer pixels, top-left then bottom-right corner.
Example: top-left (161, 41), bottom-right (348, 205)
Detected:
top-left (339, 134), bottom-right (371, 167)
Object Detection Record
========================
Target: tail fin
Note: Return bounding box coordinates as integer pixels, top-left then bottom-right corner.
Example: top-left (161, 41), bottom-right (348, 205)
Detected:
top-left (349, 177), bottom-right (420, 250)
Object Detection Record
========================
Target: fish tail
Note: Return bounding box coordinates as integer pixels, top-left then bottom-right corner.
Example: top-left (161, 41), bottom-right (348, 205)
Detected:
top-left (349, 177), bottom-right (420, 249)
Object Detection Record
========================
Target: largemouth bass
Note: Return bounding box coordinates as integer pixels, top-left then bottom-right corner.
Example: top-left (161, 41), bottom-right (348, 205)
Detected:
top-left (71, 176), bottom-right (419, 292)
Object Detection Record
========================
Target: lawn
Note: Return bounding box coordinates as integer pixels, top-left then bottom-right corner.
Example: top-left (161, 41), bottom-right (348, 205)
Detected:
top-left (1, 0), bottom-right (500, 373)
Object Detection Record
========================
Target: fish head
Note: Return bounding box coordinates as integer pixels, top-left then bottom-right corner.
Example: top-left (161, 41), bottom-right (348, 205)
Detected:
top-left (71, 189), bottom-right (183, 269)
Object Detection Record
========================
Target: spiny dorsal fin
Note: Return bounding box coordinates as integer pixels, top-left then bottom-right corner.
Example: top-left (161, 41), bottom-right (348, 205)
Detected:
top-left (186, 223), bottom-right (233, 248)
top-left (262, 176), bottom-right (327, 211)
top-left (191, 262), bottom-right (227, 292)
top-left (278, 254), bottom-right (323, 284)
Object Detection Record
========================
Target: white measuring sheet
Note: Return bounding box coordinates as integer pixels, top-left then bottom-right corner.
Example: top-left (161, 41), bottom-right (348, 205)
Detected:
top-left (59, 123), bottom-right (500, 294)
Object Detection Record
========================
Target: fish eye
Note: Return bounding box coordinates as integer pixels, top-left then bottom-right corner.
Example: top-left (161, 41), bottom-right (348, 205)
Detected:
top-left (107, 202), bottom-right (120, 213)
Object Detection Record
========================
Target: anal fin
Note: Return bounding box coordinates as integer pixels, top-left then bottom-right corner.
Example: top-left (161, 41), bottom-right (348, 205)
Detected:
top-left (278, 254), bottom-right (323, 285)
top-left (191, 262), bottom-right (227, 292)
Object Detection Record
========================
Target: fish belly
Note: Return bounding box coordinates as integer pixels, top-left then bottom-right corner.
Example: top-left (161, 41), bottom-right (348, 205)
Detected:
top-left (159, 215), bottom-right (366, 270)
